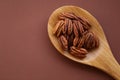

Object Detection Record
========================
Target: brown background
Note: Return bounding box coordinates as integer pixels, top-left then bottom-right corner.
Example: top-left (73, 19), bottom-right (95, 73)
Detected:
top-left (0, 0), bottom-right (120, 80)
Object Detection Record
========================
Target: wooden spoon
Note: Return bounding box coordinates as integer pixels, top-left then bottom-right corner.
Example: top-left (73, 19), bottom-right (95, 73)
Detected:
top-left (47, 5), bottom-right (120, 80)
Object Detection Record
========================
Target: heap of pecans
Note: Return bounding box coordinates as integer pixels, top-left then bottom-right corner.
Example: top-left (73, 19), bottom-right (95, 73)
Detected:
top-left (53, 12), bottom-right (99, 59)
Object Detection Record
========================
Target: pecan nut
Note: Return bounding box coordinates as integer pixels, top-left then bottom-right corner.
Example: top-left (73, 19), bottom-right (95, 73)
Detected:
top-left (83, 32), bottom-right (99, 49)
top-left (77, 36), bottom-right (85, 48)
top-left (61, 24), bottom-right (67, 34)
top-left (73, 23), bottom-right (79, 37)
top-left (73, 37), bottom-right (79, 47)
top-left (59, 12), bottom-right (78, 20)
top-left (59, 35), bottom-right (68, 50)
top-left (70, 46), bottom-right (88, 58)
top-left (77, 16), bottom-right (91, 30)
top-left (53, 20), bottom-right (64, 35)
top-left (67, 19), bottom-right (73, 35)
top-left (77, 21), bottom-right (84, 35)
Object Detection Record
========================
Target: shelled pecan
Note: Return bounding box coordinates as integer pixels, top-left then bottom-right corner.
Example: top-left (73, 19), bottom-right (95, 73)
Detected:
top-left (59, 35), bottom-right (68, 50)
top-left (70, 46), bottom-right (88, 58)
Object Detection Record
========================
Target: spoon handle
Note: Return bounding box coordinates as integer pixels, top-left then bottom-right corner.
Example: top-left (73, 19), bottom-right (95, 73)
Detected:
top-left (90, 50), bottom-right (120, 80)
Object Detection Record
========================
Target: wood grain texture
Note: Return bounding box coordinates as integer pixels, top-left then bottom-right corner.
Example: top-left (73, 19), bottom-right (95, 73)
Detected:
top-left (48, 5), bottom-right (120, 80)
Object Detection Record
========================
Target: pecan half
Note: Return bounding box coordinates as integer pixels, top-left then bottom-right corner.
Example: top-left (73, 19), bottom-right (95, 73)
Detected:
top-left (73, 37), bottom-right (79, 47)
top-left (53, 20), bottom-right (64, 35)
top-left (77, 36), bottom-right (85, 48)
top-left (73, 23), bottom-right (79, 37)
top-left (59, 35), bottom-right (68, 50)
top-left (77, 21), bottom-right (84, 35)
top-left (67, 19), bottom-right (73, 35)
top-left (74, 20), bottom-right (85, 36)
top-left (83, 32), bottom-right (99, 50)
top-left (56, 27), bottom-right (62, 37)
top-left (59, 12), bottom-right (78, 20)
top-left (63, 18), bottom-right (69, 33)
top-left (70, 46), bottom-right (88, 58)
top-left (77, 16), bottom-right (91, 30)
top-left (61, 24), bottom-right (67, 34)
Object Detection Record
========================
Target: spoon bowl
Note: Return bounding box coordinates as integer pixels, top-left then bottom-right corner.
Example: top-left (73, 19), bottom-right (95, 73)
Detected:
top-left (48, 5), bottom-right (120, 80)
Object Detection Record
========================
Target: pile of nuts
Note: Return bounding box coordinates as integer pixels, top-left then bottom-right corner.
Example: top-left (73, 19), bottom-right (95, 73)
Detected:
top-left (53, 12), bottom-right (99, 59)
